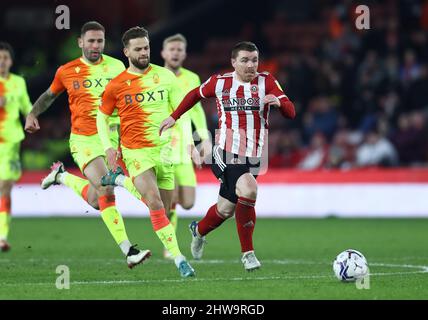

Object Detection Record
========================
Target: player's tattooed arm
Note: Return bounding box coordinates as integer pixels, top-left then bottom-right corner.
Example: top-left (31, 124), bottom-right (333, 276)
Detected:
top-left (30, 88), bottom-right (58, 117)
top-left (25, 88), bottom-right (58, 133)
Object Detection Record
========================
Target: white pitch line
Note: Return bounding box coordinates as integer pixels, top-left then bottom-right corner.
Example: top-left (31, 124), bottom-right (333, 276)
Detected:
top-left (1, 260), bottom-right (427, 287)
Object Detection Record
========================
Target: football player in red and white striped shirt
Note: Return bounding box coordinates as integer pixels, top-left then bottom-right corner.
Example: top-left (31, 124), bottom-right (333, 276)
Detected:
top-left (160, 41), bottom-right (295, 271)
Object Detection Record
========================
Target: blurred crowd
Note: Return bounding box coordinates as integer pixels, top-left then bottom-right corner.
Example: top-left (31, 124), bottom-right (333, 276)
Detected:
top-left (263, 0), bottom-right (428, 169)
top-left (6, 0), bottom-right (428, 169)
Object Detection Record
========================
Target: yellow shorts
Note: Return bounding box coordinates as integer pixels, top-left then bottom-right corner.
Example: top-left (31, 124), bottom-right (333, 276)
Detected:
top-left (0, 142), bottom-right (21, 181)
top-left (174, 163), bottom-right (197, 187)
top-left (122, 144), bottom-right (175, 190)
top-left (69, 128), bottom-right (119, 173)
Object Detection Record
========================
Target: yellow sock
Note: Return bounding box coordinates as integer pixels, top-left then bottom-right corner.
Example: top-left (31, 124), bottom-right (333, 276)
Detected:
top-left (99, 195), bottom-right (129, 245)
top-left (63, 172), bottom-right (90, 200)
top-left (169, 208), bottom-right (178, 232)
top-left (122, 176), bottom-right (142, 200)
top-left (150, 208), bottom-right (182, 257)
top-left (0, 212), bottom-right (11, 240)
top-left (0, 196), bottom-right (11, 240)
top-left (155, 223), bottom-right (182, 258)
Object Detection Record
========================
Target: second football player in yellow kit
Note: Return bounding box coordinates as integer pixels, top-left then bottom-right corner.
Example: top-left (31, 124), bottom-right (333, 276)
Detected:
top-left (25, 21), bottom-right (150, 268)
top-left (160, 33), bottom-right (211, 258)
top-left (97, 26), bottom-right (195, 277)
top-left (0, 42), bottom-right (32, 252)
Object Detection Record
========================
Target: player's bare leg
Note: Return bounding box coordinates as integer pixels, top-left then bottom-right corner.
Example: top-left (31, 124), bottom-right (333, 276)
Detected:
top-left (235, 173), bottom-right (260, 271)
top-left (133, 169), bottom-right (195, 277)
top-left (189, 195), bottom-right (234, 260)
top-left (0, 180), bottom-right (13, 252)
top-left (178, 186), bottom-right (195, 210)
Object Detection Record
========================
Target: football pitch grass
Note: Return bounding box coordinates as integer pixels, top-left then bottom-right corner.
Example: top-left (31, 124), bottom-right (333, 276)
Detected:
top-left (0, 217), bottom-right (427, 300)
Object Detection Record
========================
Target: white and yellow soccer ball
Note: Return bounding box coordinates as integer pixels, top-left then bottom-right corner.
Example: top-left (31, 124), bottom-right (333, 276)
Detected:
top-left (333, 249), bottom-right (369, 282)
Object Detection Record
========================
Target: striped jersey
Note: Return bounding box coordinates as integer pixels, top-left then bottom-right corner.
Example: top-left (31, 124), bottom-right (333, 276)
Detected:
top-left (199, 71), bottom-right (287, 157)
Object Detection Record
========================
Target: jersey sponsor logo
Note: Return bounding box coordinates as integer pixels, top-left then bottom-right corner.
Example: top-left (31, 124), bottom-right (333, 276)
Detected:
top-left (0, 95), bottom-right (19, 104)
top-left (124, 90), bottom-right (166, 104)
top-left (72, 78), bottom-right (113, 89)
top-left (221, 97), bottom-right (260, 111)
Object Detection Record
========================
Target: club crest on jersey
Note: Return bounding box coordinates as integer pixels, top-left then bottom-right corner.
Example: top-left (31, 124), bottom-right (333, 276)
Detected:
top-left (251, 84), bottom-right (258, 93)
top-left (153, 74), bottom-right (160, 84)
top-left (126, 80), bottom-right (131, 86)
top-left (222, 89), bottom-right (230, 96)
top-left (74, 67), bottom-right (81, 73)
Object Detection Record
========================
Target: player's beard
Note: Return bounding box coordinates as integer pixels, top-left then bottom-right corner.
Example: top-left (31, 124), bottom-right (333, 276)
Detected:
top-left (131, 56), bottom-right (150, 70)
top-left (83, 49), bottom-right (102, 63)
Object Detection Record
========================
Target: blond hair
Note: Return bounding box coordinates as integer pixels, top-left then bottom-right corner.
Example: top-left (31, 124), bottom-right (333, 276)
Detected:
top-left (163, 33), bottom-right (187, 49)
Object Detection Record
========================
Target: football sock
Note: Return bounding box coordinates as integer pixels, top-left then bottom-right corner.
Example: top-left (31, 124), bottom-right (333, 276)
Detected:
top-left (235, 197), bottom-right (256, 252)
top-left (115, 175), bottom-right (142, 201)
top-left (150, 208), bottom-right (182, 258)
top-left (0, 196), bottom-right (11, 240)
top-left (61, 172), bottom-right (90, 202)
top-left (174, 254), bottom-right (187, 268)
top-left (197, 204), bottom-right (226, 236)
top-left (169, 203), bottom-right (178, 231)
top-left (98, 195), bottom-right (129, 246)
top-left (119, 239), bottom-right (132, 256)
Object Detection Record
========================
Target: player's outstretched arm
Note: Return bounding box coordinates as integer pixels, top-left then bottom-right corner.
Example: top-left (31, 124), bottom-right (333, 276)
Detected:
top-left (25, 88), bottom-right (58, 133)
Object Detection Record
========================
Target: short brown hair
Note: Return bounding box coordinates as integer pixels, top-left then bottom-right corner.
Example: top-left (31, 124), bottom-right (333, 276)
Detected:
top-left (122, 26), bottom-right (149, 47)
top-left (80, 21), bottom-right (105, 36)
top-left (163, 33), bottom-right (187, 49)
top-left (0, 42), bottom-right (14, 61)
top-left (231, 41), bottom-right (259, 59)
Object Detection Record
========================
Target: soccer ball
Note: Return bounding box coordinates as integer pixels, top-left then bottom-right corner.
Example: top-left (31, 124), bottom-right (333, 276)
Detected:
top-left (333, 249), bottom-right (369, 282)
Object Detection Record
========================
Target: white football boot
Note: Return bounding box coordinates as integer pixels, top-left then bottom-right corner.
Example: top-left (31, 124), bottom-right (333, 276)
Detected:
top-left (126, 245), bottom-right (151, 269)
top-left (189, 221), bottom-right (206, 260)
top-left (241, 251), bottom-right (261, 271)
top-left (41, 161), bottom-right (65, 190)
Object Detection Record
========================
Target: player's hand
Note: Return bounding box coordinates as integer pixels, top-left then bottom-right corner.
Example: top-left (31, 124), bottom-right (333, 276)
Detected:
top-left (199, 138), bottom-right (212, 162)
top-left (159, 116), bottom-right (176, 136)
top-left (263, 94), bottom-right (280, 107)
top-left (106, 147), bottom-right (119, 170)
top-left (24, 113), bottom-right (40, 133)
top-left (190, 144), bottom-right (203, 169)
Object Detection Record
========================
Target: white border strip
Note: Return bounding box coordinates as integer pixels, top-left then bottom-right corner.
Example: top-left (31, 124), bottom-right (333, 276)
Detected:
top-left (11, 183), bottom-right (428, 217)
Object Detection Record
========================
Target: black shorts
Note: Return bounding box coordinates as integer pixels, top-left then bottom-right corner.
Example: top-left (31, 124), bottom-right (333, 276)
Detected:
top-left (211, 145), bottom-right (261, 203)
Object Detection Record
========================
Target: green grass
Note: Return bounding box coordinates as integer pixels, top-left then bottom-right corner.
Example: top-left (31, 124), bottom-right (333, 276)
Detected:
top-left (0, 217), bottom-right (427, 299)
